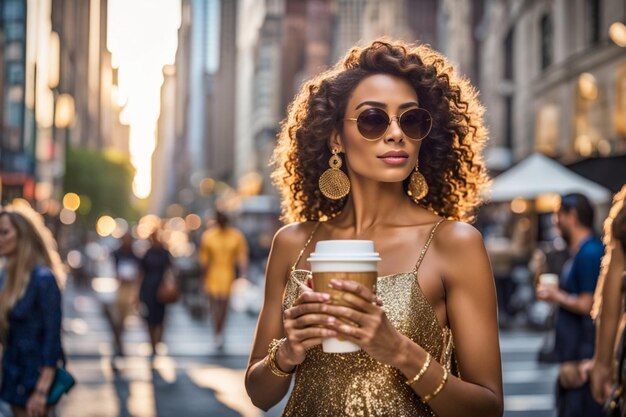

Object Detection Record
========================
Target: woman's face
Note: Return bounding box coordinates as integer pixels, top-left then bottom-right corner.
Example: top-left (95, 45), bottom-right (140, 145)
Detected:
top-left (337, 74), bottom-right (424, 184)
top-left (0, 215), bottom-right (18, 258)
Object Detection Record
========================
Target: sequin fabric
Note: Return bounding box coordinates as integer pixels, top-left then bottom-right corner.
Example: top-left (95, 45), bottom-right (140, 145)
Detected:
top-left (281, 265), bottom-right (457, 417)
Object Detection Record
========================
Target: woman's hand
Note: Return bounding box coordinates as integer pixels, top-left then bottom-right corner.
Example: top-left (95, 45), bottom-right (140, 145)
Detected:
top-left (324, 279), bottom-right (401, 366)
top-left (590, 359), bottom-right (614, 403)
top-left (535, 284), bottom-right (563, 304)
top-left (26, 390), bottom-right (47, 417)
top-left (280, 281), bottom-right (338, 369)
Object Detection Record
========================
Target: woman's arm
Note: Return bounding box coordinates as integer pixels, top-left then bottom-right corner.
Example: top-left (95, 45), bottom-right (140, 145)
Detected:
top-left (28, 269), bottom-right (63, 413)
top-left (328, 222), bottom-right (503, 417)
top-left (237, 231), bottom-right (250, 278)
top-left (592, 242), bottom-right (626, 402)
top-left (245, 224), bottom-right (308, 409)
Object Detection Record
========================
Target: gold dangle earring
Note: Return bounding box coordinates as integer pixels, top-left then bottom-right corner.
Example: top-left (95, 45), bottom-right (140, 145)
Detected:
top-left (319, 148), bottom-right (350, 200)
top-left (408, 159), bottom-right (429, 201)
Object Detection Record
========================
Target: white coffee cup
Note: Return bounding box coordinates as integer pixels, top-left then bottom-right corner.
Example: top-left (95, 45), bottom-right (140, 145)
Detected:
top-left (307, 240), bottom-right (381, 353)
top-left (539, 273), bottom-right (559, 291)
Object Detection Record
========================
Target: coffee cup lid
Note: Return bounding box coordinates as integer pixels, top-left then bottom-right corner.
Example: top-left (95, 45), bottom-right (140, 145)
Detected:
top-left (307, 240), bottom-right (381, 262)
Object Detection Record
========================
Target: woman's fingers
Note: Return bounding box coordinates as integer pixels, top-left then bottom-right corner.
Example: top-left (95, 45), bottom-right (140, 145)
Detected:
top-left (330, 279), bottom-right (378, 304)
top-left (293, 290), bottom-right (330, 306)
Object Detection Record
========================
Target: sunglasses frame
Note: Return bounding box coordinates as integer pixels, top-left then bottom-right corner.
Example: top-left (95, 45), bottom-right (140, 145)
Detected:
top-left (344, 107), bottom-right (433, 142)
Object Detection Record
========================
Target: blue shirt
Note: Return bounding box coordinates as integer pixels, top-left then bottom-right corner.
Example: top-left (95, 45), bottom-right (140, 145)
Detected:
top-left (0, 266), bottom-right (63, 406)
top-left (555, 236), bottom-right (604, 363)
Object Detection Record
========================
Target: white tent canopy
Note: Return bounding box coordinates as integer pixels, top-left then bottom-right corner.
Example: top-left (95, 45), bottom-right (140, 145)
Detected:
top-left (488, 152), bottom-right (612, 203)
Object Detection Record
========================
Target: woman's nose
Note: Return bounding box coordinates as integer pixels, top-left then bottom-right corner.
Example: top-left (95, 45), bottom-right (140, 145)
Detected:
top-left (385, 117), bottom-right (404, 142)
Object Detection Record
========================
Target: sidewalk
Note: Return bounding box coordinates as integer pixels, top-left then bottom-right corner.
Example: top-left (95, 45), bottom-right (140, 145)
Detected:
top-left (55, 280), bottom-right (288, 417)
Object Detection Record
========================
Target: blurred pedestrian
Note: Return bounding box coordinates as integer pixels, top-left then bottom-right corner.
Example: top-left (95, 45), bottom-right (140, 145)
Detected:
top-left (199, 210), bottom-right (249, 351)
top-left (0, 205), bottom-right (67, 417)
top-left (138, 230), bottom-right (174, 357)
top-left (111, 232), bottom-right (140, 357)
top-left (590, 184), bottom-right (626, 409)
top-left (245, 39), bottom-right (503, 416)
top-left (536, 193), bottom-right (604, 417)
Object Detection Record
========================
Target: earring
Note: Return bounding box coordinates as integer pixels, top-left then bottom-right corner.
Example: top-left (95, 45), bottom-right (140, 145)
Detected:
top-left (319, 149), bottom-right (350, 200)
top-left (408, 160), bottom-right (428, 201)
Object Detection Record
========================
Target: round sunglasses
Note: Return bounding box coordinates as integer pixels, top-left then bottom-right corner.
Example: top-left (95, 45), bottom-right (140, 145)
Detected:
top-left (344, 107), bottom-right (433, 141)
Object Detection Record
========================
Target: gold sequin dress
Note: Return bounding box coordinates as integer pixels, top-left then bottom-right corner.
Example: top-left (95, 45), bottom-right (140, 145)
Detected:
top-left (281, 220), bottom-right (458, 417)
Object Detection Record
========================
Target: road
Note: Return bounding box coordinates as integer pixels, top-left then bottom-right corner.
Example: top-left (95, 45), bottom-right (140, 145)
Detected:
top-left (1, 282), bottom-right (559, 417)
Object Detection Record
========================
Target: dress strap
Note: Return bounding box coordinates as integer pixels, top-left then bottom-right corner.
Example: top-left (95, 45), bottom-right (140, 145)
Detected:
top-left (413, 218), bottom-right (445, 274)
top-left (291, 222), bottom-right (321, 272)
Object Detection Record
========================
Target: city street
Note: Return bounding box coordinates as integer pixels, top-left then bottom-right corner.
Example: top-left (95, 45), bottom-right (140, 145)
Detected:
top-left (17, 283), bottom-right (559, 417)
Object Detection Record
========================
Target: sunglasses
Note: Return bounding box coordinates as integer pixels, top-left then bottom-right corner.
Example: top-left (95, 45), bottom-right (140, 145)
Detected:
top-left (344, 107), bottom-right (433, 141)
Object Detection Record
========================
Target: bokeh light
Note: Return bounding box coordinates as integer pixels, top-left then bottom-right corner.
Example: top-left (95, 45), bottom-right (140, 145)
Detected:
top-left (60, 208), bottom-right (77, 225)
top-left (96, 215), bottom-right (117, 237)
top-left (63, 192), bottom-right (81, 211)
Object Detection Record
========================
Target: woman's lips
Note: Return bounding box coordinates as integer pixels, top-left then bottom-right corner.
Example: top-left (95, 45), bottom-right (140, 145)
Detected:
top-left (378, 156), bottom-right (408, 165)
top-left (378, 151), bottom-right (409, 165)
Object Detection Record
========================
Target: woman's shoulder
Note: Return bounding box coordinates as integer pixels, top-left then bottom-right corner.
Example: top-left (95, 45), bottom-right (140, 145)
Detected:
top-left (30, 265), bottom-right (60, 291)
top-left (273, 221), bottom-right (319, 249)
top-left (31, 265), bottom-right (56, 281)
top-left (433, 219), bottom-right (484, 254)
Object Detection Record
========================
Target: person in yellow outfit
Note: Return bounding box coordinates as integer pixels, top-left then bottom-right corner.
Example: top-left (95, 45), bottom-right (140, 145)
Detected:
top-left (199, 210), bottom-right (249, 351)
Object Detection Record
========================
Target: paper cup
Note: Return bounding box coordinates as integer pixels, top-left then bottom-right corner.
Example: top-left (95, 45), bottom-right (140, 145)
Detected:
top-left (308, 240), bottom-right (380, 353)
top-left (539, 273), bottom-right (559, 291)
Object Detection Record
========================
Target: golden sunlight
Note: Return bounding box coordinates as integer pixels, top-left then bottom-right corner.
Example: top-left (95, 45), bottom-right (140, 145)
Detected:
top-left (107, 0), bottom-right (181, 199)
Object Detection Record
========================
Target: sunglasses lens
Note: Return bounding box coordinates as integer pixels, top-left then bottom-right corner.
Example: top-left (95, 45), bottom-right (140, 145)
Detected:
top-left (356, 108), bottom-right (389, 140)
top-left (400, 108), bottom-right (432, 140)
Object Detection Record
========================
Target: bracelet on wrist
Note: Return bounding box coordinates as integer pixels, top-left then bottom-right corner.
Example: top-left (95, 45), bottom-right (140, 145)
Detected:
top-left (405, 353), bottom-right (432, 386)
top-left (422, 366), bottom-right (449, 403)
top-left (264, 338), bottom-right (295, 378)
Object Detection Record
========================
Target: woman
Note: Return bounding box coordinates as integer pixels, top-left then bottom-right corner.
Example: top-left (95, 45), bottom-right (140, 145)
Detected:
top-left (199, 210), bottom-right (249, 351)
top-left (0, 205), bottom-right (66, 417)
top-left (245, 40), bottom-right (503, 416)
top-left (138, 230), bottom-right (173, 357)
top-left (590, 184), bottom-right (626, 405)
top-left (111, 232), bottom-right (141, 357)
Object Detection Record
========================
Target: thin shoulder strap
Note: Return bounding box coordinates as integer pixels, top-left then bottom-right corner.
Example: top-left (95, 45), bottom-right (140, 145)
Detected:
top-left (291, 222), bottom-right (321, 272)
top-left (413, 218), bottom-right (445, 274)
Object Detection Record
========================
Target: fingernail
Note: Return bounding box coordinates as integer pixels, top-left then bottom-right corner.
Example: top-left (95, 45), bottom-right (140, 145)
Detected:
top-left (330, 279), bottom-right (341, 286)
top-left (320, 293), bottom-right (330, 301)
top-left (327, 317), bottom-right (335, 324)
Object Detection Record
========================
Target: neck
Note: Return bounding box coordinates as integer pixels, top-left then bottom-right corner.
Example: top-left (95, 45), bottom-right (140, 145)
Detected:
top-left (333, 177), bottom-right (415, 235)
top-left (568, 226), bottom-right (593, 252)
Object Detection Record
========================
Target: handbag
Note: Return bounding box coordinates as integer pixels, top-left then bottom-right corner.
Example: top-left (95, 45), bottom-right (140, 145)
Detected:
top-left (157, 270), bottom-right (180, 304)
top-left (47, 367), bottom-right (75, 405)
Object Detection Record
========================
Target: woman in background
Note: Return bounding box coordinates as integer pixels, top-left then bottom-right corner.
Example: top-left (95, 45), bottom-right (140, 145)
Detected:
top-left (199, 210), bottom-right (249, 351)
top-left (138, 230), bottom-right (173, 357)
top-left (0, 205), bottom-right (66, 417)
top-left (590, 185), bottom-right (626, 406)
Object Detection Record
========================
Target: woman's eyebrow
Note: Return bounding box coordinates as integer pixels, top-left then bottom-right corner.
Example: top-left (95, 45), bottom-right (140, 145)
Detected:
top-left (399, 102), bottom-right (419, 109)
top-left (355, 101), bottom-right (386, 110)
top-left (354, 101), bottom-right (419, 110)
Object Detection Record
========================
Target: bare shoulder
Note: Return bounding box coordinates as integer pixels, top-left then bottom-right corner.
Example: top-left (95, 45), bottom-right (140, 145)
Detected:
top-left (434, 220), bottom-right (491, 285)
top-left (433, 220), bottom-right (484, 254)
top-left (273, 221), bottom-right (318, 248)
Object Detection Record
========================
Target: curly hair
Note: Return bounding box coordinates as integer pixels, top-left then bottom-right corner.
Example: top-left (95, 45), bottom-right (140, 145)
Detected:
top-left (591, 184), bottom-right (626, 319)
top-left (271, 39), bottom-right (490, 223)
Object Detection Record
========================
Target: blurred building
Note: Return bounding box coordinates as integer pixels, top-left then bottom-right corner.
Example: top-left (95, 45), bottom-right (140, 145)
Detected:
top-left (477, 0), bottom-right (626, 187)
top-left (151, 65), bottom-right (178, 215)
top-left (0, 0), bottom-right (55, 204)
top-left (0, 0), bottom-right (130, 205)
top-left (51, 0), bottom-right (128, 151)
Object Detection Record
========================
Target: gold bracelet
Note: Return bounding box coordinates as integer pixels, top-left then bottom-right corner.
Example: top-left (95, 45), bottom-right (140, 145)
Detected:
top-left (405, 353), bottom-right (432, 385)
top-left (264, 338), bottom-right (295, 378)
top-left (422, 366), bottom-right (449, 403)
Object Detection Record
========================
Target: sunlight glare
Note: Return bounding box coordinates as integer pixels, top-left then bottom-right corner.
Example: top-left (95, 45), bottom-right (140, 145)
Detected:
top-left (107, 0), bottom-right (181, 199)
